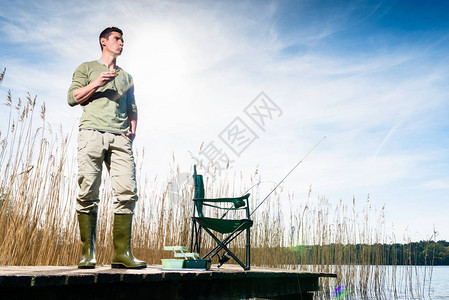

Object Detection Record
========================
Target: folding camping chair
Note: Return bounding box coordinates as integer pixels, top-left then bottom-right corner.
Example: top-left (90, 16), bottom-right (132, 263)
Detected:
top-left (190, 165), bottom-right (253, 270)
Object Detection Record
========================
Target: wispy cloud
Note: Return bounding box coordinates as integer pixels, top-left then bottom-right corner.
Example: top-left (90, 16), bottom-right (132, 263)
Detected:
top-left (421, 178), bottom-right (449, 190)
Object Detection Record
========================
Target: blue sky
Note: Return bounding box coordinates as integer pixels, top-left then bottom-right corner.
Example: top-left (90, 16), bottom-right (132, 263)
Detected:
top-left (1, 0), bottom-right (448, 242)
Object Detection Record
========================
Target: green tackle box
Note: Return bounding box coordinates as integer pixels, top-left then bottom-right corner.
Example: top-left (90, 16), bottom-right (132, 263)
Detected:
top-left (185, 258), bottom-right (211, 270)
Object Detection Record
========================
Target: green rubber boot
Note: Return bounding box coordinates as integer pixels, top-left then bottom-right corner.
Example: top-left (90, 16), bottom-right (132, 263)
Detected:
top-left (77, 213), bottom-right (97, 269)
top-left (111, 214), bottom-right (147, 269)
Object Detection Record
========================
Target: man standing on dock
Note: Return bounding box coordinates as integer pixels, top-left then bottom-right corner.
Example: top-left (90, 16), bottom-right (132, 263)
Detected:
top-left (67, 27), bottom-right (146, 269)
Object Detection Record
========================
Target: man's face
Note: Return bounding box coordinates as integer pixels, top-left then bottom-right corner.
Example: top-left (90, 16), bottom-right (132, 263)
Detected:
top-left (101, 31), bottom-right (124, 56)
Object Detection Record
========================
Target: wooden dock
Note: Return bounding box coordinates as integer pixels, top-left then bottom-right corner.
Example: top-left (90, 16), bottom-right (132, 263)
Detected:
top-left (0, 265), bottom-right (336, 299)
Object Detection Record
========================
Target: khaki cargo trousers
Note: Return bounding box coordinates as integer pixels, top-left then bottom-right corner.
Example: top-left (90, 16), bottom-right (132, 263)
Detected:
top-left (76, 129), bottom-right (138, 215)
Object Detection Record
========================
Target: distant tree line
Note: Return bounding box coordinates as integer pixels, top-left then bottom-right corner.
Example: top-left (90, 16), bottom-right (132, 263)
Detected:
top-left (288, 240), bottom-right (449, 266)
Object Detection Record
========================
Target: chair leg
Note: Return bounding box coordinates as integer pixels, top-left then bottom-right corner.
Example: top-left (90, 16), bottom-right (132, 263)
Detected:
top-left (198, 226), bottom-right (202, 253)
top-left (190, 220), bottom-right (197, 253)
top-left (190, 220), bottom-right (194, 252)
top-left (201, 226), bottom-right (249, 270)
top-left (203, 222), bottom-right (247, 260)
top-left (190, 221), bottom-right (203, 254)
top-left (246, 227), bottom-right (251, 269)
top-left (205, 232), bottom-right (239, 260)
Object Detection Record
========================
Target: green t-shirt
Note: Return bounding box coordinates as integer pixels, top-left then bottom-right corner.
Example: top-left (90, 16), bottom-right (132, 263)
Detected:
top-left (67, 60), bottom-right (138, 134)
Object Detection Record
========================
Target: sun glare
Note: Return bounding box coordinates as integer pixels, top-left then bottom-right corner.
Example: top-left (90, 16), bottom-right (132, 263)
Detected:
top-left (125, 28), bottom-right (191, 90)
top-left (121, 27), bottom-right (199, 126)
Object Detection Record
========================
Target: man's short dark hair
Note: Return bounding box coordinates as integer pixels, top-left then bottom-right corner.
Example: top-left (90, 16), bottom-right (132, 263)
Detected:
top-left (99, 27), bottom-right (123, 51)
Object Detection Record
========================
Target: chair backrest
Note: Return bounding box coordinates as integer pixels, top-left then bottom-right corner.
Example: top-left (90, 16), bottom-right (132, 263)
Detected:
top-left (193, 165), bottom-right (205, 217)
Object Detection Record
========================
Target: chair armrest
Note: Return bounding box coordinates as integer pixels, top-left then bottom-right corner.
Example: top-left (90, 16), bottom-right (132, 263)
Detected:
top-left (193, 193), bottom-right (250, 203)
top-left (194, 193), bottom-right (250, 208)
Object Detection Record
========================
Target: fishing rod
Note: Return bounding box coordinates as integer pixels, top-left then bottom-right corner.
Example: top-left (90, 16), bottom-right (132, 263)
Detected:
top-left (249, 136), bottom-right (326, 217)
top-left (212, 136), bottom-right (326, 267)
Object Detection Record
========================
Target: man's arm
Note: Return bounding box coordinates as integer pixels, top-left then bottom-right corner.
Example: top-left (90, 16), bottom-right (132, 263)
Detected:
top-left (126, 112), bottom-right (138, 140)
top-left (125, 74), bottom-right (138, 140)
top-left (73, 72), bottom-right (117, 104)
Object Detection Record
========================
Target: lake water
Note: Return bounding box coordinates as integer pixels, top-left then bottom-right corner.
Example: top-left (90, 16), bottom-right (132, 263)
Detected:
top-left (297, 265), bottom-right (449, 299)
top-left (340, 265), bottom-right (449, 299)
top-left (371, 265), bottom-right (449, 299)
top-left (417, 266), bottom-right (449, 300)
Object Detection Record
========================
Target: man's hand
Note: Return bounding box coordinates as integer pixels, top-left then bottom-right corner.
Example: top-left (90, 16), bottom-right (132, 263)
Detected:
top-left (126, 131), bottom-right (136, 141)
top-left (93, 72), bottom-right (118, 88)
top-left (127, 114), bottom-right (137, 142)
